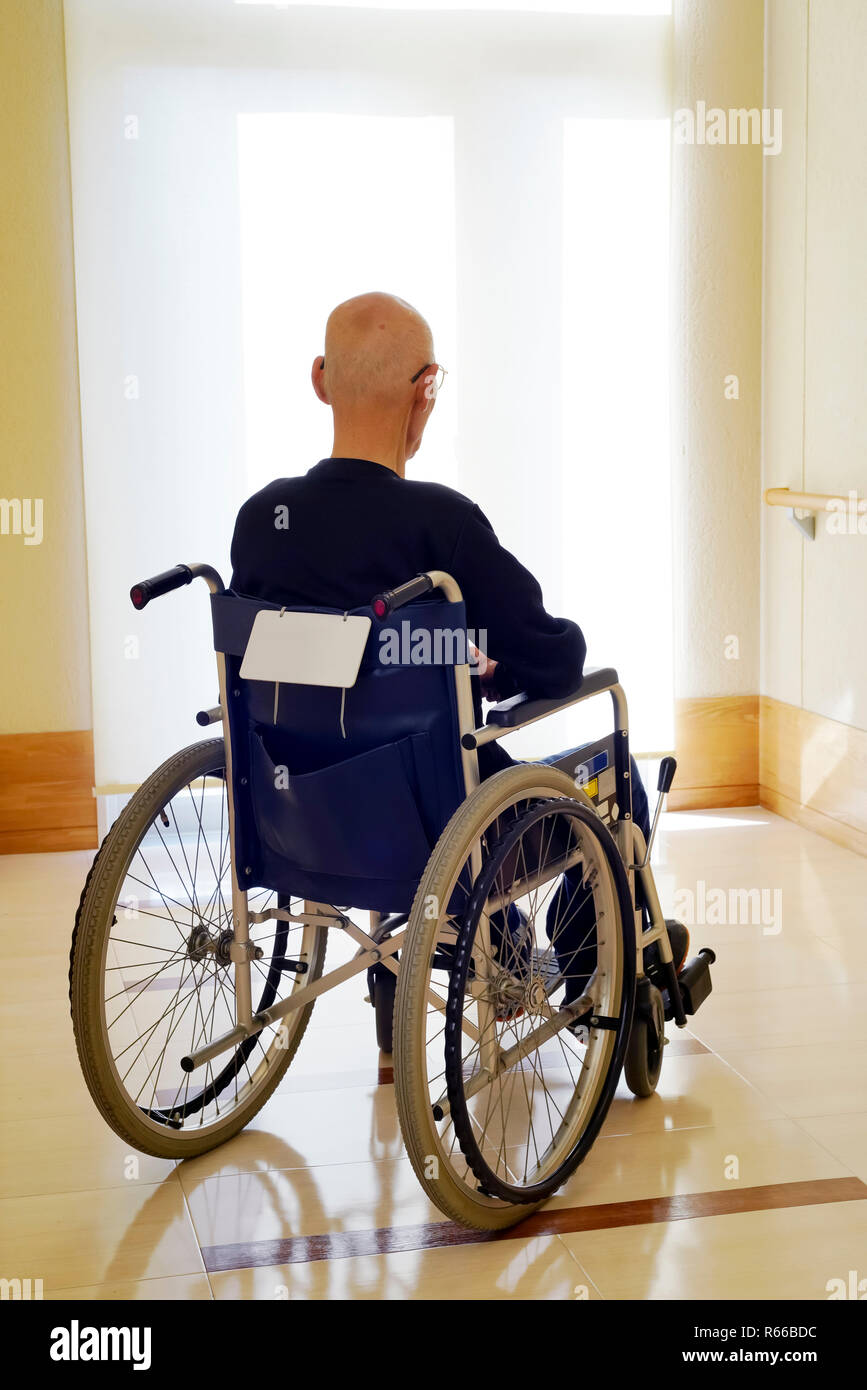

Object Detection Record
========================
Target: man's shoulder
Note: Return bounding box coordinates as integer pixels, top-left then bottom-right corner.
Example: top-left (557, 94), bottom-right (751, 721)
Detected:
top-left (238, 476), bottom-right (304, 506)
top-left (397, 475), bottom-right (479, 517)
top-left (236, 472), bottom-right (480, 521)
top-left (233, 476), bottom-right (306, 527)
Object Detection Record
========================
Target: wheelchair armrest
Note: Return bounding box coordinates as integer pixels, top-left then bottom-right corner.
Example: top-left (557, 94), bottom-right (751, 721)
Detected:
top-left (484, 667), bottom-right (620, 729)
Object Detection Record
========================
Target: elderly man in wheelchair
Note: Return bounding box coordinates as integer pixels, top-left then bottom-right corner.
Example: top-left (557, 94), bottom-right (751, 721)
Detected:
top-left (69, 293), bottom-right (714, 1232)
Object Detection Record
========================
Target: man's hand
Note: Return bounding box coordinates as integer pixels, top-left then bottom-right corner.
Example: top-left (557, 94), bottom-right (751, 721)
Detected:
top-left (469, 642), bottom-right (499, 699)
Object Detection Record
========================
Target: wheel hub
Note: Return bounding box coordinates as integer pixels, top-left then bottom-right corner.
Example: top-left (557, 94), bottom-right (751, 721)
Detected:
top-left (186, 925), bottom-right (235, 968)
top-left (215, 929), bottom-right (235, 968)
top-left (526, 975), bottom-right (549, 1012)
top-left (487, 967), bottom-right (525, 1013)
top-left (186, 926), bottom-right (216, 963)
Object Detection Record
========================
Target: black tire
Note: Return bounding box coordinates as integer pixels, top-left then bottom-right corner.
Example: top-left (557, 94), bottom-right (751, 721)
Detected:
top-left (444, 796), bottom-right (637, 1204)
top-left (624, 981), bottom-right (664, 1098)
top-left (371, 964), bottom-right (397, 1053)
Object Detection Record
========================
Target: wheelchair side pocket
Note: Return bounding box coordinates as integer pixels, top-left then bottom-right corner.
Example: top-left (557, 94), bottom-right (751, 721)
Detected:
top-left (248, 731), bottom-right (433, 885)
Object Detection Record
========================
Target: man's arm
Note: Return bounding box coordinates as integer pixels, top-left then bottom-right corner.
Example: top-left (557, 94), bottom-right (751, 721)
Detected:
top-left (450, 504), bottom-right (586, 701)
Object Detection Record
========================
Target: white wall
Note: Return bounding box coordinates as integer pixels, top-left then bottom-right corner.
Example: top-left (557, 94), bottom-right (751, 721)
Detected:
top-left (763, 0), bottom-right (867, 730)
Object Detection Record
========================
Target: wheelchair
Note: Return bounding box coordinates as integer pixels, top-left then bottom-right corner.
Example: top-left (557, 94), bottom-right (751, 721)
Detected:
top-left (69, 562), bottom-right (714, 1232)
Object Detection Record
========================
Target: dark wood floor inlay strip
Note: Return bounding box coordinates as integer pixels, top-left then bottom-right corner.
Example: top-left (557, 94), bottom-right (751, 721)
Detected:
top-left (201, 1176), bottom-right (867, 1273)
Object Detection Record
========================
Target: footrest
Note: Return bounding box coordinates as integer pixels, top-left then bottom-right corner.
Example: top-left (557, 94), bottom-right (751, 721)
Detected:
top-left (675, 947), bottom-right (715, 1016)
top-left (531, 947), bottom-right (561, 993)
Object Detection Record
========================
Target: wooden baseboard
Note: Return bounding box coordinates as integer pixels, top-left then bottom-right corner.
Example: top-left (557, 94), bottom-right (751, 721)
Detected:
top-left (668, 782), bottom-right (759, 810)
top-left (667, 695), bottom-right (759, 811)
top-left (2, 702), bottom-right (863, 860)
top-left (759, 696), bottom-right (867, 858)
top-left (0, 730), bottom-right (98, 854)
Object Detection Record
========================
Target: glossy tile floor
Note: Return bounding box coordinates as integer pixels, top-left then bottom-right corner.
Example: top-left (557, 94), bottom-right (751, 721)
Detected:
top-left (3, 806), bottom-right (867, 1300)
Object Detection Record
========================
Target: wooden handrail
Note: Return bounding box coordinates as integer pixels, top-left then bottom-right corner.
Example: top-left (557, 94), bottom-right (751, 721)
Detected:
top-left (764, 487), bottom-right (865, 512)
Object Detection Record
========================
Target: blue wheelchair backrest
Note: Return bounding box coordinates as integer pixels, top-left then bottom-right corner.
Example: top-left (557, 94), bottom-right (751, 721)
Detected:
top-left (210, 591), bottom-right (470, 913)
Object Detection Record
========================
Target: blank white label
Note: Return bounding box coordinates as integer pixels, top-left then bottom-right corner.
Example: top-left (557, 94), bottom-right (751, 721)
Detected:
top-left (240, 610), bottom-right (372, 689)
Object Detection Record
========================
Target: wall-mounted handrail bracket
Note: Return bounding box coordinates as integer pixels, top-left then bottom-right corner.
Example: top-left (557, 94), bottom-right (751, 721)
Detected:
top-left (788, 507), bottom-right (816, 541)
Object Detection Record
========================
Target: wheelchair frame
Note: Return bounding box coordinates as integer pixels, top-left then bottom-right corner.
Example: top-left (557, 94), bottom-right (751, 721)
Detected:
top-left (139, 562), bottom-right (686, 1082)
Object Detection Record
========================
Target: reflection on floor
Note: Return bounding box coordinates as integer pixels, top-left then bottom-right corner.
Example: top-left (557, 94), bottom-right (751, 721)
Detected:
top-left (2, 807), bottom-right (867, 1300)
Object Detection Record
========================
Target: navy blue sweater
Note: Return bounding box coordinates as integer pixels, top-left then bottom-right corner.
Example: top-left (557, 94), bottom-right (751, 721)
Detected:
top-left (230, 457), bottom-right (585, 769)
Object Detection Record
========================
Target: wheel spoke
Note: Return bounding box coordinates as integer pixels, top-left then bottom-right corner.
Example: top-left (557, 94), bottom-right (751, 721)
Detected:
top-left (76, 746), bottom-right (325, 1142)
top-left (414, 789), bottom-right (630, 1207)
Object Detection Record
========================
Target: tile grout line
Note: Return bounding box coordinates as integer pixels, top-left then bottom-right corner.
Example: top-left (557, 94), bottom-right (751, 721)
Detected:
top-left (173, 1157), bottom-right (218, 1297)
top-left (553, 1233), bottom-right (607, 1301)
top-left (787, 1112), bottom-right (867, 1185)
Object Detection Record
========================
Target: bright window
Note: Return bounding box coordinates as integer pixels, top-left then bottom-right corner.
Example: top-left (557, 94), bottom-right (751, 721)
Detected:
top-left (238, 114), bottom-right (458, 491)
top-left (65, 0), bottom-right (674, 788)
top-left (561, 117), bottom-right (673, 752)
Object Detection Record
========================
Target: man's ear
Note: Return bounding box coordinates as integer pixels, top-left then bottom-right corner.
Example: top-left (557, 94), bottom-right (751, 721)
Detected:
top-left (406, 371), bottom-right (436, 458)
top-left (410, 378), bottom-right (435, 436)
top-left (311, 355), bottom-right (329, 403)
top-left (414, 366), bottom-right (438, 415)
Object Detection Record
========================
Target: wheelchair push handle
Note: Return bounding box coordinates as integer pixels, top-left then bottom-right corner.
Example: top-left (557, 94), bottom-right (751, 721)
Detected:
top-left (371, 572), bottom-right (435, 618)
top-left (130, 564), bottom-right (194, 610)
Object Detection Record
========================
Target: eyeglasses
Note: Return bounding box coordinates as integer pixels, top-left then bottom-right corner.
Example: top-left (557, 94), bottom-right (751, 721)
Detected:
top-left (410, 363), bottom-right (448, 395)
top-left (319, 358), bottom-right (447, 395)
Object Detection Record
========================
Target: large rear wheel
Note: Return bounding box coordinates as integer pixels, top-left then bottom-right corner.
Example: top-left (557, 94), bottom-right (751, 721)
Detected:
top-left (394, 763), bottom-right (636, 1231)
top-left (69, 738), bottom-right (327, 1158)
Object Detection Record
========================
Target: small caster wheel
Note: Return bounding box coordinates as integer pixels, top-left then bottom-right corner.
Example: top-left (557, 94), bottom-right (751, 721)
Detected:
top-left (625, 979), bottom-right (665, 1097)
top-left (368, 961), bottom-right (396, 1053)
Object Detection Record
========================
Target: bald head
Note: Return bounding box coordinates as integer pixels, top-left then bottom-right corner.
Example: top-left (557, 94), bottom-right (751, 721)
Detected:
top-left (322, 292), bottom-right (433, 410)
top-left (312, 292), bottom-right (439, 475)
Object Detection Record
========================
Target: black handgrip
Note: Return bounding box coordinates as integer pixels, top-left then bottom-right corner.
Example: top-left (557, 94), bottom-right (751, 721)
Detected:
top-left (371, 573), bottom-right (434, 618)
top-left (130, 564), bottom-right (193, 610)
top-left (657, 755), bottom-right (677, 795)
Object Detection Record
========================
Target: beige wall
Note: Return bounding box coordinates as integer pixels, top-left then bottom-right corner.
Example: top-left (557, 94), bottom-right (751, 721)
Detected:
top-left (0, 0), bottom-right (91, 735)
top-left (671, 0), bottom-right (764, 703)
top-left (763, 0), bottom-right (867, 731)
